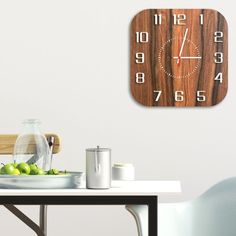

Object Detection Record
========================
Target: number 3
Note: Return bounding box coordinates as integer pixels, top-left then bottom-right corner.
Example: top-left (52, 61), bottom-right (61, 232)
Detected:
top-left (214, 52), bottom-right (223, 63)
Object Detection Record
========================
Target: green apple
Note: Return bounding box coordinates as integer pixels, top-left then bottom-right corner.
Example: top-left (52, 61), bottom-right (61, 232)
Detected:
top-left (37, 168), bottom-right (45, 175)
top-left (0, 166), bottom-right (5, 174)
top-left (17, 163), bottom-right (30, 175)
top-left (4, 164), bottom-right (16, 175)
top-left (12, 168), bottom-right (20, 175)
top-left (13, 162), bottom-right (18, 168)
top-left (30, 169), bottom-right (38, 175)
top-left (29, 164), bottom-right (39, 175)
top-left (48, 168), bottom-right (59, 175)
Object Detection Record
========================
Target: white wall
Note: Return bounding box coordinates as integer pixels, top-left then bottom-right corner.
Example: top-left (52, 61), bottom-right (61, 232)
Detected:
top-left (0, 0), bottom-right (234, 235)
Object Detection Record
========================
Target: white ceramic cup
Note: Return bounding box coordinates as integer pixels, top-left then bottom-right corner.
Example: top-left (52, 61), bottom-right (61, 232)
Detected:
top-left (112, 163), bottom-right (135, 181)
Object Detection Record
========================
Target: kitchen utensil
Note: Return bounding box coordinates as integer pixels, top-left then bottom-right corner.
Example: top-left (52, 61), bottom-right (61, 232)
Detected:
top-left (0, 172), bottom-right (84, 189)
top-left (112, 163), bottom-right (135, 180)
top-left (86, 146), bottom-right (111, 189)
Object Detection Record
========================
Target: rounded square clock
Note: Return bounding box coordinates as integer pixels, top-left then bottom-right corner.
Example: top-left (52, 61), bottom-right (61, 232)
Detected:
top-left (130, 9), bottom-right (228, 107)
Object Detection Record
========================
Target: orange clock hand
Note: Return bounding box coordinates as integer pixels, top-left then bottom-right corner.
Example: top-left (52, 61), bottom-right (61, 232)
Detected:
top-left (177, 56), bottom-right (181, 66)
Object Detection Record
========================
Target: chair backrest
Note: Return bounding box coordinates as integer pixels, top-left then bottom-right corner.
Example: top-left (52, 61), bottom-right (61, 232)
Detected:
top-left (192, 177), bottom-right (236, 236)
top-left (158, 177), bottom-right (236, 236)
top-left (0, 134), bottom-right (61, 155)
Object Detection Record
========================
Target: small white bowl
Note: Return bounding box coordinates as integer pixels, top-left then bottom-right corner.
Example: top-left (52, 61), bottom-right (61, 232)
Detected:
top-left (112, 163), bottom-right (135, 181)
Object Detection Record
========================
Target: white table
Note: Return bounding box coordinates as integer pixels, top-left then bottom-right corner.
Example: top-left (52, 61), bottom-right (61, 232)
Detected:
top-left (0, 181), bottom-right (181, 236)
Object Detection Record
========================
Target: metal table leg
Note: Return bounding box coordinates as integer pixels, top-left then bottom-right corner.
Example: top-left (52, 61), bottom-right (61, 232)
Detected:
top-left (1, 195), bottom-right (158, 236)
top-left (40, 205), bottom-right (47, 236)
top-left (4, 204), bottom-right (45, 236)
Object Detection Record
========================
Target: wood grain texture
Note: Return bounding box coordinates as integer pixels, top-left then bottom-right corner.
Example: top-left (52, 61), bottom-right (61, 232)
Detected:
top-left (0, 134), bottom-right (61, 155)
top-left (130, 9), bottom-right (228, 106)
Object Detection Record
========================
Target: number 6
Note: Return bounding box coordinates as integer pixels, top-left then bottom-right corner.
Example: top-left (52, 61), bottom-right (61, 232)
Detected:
top-left (175, 91), bottom-right (184, 102)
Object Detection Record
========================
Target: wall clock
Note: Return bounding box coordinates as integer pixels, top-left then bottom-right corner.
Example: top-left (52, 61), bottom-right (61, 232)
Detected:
top-left (130, 9), bottom-right (228, 106)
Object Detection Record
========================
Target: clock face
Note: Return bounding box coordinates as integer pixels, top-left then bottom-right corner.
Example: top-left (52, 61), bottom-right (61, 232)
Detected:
top-left (130, 9), bottom-right (228, 107)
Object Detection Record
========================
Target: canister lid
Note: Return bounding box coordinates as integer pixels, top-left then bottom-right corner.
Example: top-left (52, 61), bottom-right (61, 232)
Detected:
top-left (86, 146), bottom-right (111, 152)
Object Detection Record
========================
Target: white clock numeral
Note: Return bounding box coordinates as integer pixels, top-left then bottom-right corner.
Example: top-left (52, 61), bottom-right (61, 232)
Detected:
top-left (173, 91), bottom-right (206, 102)
top-left (152, 91), bottom-right (208, 102)
top-left (154, 90), bottom-right (162, 101)
top-left (214, 52), bottom-right (223, 63)
top-left (135, 72), bottom-right (145, 83)
top-left (214, 31), bottom-right (223, 43)
top-left (175, 91), bottom-right (184, 102)
top-left (214, 72), bottom-right (223, 83)
top-left (200, 14), bottom-right (204, 25)
top-left (197, 91), bottom-right (206, 102)
top-left (136, 32), bottom-right (149, 43)
top-left (135, 52), bottom-right (144, 63)
top-left (173, 14), bottom-right (186, 25)
top-left (154, 14), bottom-right (162, 25)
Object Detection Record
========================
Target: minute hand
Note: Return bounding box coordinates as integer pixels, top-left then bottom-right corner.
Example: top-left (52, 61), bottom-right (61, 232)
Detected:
top-left (177, 28), bottom-right (189, 64)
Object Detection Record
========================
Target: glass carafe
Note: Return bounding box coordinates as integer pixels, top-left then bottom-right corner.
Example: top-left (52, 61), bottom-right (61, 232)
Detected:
top-left (13, 119), bottom-right (51, 171)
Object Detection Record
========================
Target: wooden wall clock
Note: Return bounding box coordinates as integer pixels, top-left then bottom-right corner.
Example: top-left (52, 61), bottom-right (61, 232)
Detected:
top-left (130, 9), bottom-right (228, 107)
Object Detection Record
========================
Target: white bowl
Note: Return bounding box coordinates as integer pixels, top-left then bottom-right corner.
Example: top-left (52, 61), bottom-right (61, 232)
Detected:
top-left (112, 163), bottom-right (135, 181)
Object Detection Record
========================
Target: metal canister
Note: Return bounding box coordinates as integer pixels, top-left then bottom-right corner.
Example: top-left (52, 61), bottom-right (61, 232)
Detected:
top-left (86, 146), bottom-right (111, 189)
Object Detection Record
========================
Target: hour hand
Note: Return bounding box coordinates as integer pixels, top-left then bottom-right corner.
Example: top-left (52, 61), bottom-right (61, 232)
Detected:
top-left (173, 56), bottom-right (202, 59)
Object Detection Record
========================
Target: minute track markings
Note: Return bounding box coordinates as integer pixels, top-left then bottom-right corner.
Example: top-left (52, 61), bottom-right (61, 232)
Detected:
top-left (158, 38), bottom-right (201, 79)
